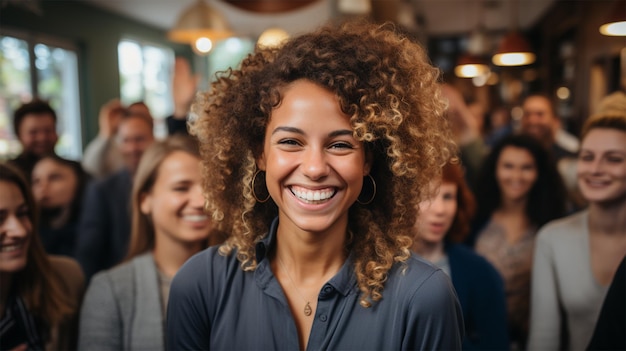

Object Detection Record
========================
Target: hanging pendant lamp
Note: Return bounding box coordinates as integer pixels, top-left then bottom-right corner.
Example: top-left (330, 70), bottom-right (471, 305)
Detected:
top-left (599, 0), bottom-right (626, 36)
top-left (167, 0), bottom-right (233, 55)
top-left (492, 0), bottom-right (535, 66)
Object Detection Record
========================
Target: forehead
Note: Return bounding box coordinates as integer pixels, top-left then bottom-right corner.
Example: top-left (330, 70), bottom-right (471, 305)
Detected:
top-left (20, 113), bottom-right (56, 129)
top-left (118, 116), bottom-right (152, 135)
top-left (499, 146), bottom-right (535, 162)
top-left (0, 181), bottom-right (24, 205)
top-left (33, 158), bottom-right (73, 175)
top-left (582, 128), bottom-right (626, 151)
top-left (268, 80), bottom-right (349, 130)
top-left (523, 97), bottom-right (553, 114)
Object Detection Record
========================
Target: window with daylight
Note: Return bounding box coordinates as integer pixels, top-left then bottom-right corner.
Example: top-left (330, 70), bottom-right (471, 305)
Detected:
top-left (0, 32), bottom-right (82, 160)
top-left (118, 39), bottom-right (175, 138)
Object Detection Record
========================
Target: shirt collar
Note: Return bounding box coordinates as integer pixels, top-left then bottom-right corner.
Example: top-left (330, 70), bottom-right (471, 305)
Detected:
top-left (254, 217), bottom-right (357, 297)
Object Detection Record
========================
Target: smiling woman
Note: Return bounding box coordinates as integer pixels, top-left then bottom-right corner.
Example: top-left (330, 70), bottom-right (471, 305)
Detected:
top-left (529, 102), bottom-right (626, 351)
top-left (166, 20), bottom-right (463, 351)
top-left (0, 162), bottom-right (84, 350)
top-left (78, 134), bottom-right (224, 351)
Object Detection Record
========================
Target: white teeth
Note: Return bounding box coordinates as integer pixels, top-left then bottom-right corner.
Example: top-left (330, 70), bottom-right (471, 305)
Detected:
top-left (0, 244), bottom-right (22, 252)
top-left (291, 187), bottom-right (335, 203)
top-left (183, 215), bottom-right (208, 222)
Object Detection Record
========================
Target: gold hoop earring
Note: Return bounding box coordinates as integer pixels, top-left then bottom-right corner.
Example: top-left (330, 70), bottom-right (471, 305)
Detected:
top-left (252, 170), bottom-right (270, 203)
top-left (357, 174), bottom-right (376, 205)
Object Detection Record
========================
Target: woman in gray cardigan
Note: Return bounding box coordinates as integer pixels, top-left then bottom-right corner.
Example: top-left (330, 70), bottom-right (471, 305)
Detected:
top-left (78, 135), bottom-right (222, 350)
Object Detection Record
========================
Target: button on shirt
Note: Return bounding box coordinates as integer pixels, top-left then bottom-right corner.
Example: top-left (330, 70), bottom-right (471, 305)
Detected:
top-left (166, 218), bottom-right (463, 350)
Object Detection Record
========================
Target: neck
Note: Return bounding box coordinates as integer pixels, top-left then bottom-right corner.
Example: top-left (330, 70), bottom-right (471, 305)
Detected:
top-left (274, 220), bottom-right (348, 280)
top-left (152, 236), bottom-right (203, 278)
top-left (412, 239), bottom-right (445, 263)
top-left (588, 199), bottom-right (626, 235)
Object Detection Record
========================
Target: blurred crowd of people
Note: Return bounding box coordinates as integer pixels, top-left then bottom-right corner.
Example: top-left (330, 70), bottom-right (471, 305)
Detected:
top-left (1, 22), bottom-right (625, 351)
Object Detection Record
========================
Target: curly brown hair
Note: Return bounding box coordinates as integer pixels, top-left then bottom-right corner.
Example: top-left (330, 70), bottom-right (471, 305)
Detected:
top-left (191, 20), bottom-right (455, 307)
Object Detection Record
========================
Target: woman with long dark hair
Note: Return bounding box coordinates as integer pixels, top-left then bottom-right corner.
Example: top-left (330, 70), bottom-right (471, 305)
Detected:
top-left (0, 162), bottom-right (84, 350)
top-left (468, 134), bottom-right (567, 349)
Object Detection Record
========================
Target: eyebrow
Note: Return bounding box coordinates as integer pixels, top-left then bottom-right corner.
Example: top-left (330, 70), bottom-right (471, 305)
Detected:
top-left (271, 126), bottom-right (354, 138)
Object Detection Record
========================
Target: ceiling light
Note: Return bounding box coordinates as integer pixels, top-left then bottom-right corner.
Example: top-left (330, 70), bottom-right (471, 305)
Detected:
top-left (492, 31), bottom-right (536, 66)
top-left (492, 0), bottom-right (535, 67)
top-left (454, 54), bottom-right (490, 78)
top-left (599, 1), bottom-right (626, 36)
top-left (167, 0), bottom-right (232, 55)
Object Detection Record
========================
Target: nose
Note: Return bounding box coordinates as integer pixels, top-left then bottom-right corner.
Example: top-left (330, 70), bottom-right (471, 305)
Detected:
top-left (301, 146), bottom-right (329, 180)
top-left (588, 158), bottom-right (604, 174)
top-left (3, 214), bottom-right (29, 239)
top-left (430, 197), bottom-right (446, 215)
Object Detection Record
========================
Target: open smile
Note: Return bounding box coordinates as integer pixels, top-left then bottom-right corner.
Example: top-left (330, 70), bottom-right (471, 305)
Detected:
top-left (289, 185), bottom-right (337, 204)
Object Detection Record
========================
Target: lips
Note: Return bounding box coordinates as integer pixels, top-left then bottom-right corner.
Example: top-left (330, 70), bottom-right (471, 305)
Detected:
top-left (289, 185), bottom-right (337, 203)
top-left (0, 242), bottom-right (24, 253)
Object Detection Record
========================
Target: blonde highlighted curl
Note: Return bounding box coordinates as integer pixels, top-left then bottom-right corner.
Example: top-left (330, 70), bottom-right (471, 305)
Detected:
top-left (191, 20), bottom-right (455, 307)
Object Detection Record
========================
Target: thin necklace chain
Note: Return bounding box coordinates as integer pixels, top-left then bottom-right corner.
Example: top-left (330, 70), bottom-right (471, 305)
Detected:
top-left (276, 255), bottom-right (313, 316)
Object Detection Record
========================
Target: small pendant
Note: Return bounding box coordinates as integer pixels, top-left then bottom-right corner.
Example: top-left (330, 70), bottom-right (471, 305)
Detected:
top-left (304, 302), bottom-right (312, 316)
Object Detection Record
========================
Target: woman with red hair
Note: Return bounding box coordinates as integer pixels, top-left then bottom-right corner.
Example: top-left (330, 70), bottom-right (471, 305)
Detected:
top-left (413, 162), bottom-right (509, 350)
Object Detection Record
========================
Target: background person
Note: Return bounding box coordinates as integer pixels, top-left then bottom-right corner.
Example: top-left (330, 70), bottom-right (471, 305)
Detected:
top-left (31, 154), bottom-right (90, 257)
top-left (0, 162), bottom-right (84, 350)
top-left (468, 133), bottom-right (568, 349)
top-left (412, 161), bottom-right (509, 350)
top-left (79, 135), bottom-right (219, 350)
top-left (166, 21), bottom-right (462, 350)
top-left (528, 108), bottom-right (626, 351)
top-left (75, 112), bottom-right (155, 281)
top-left (8, 99), bottom-right (60, 180)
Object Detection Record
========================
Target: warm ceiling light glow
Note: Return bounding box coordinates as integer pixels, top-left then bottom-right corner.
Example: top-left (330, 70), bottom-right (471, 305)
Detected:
top-left (492, 52), bottom-right (536, 66)
top-left (257, 28), bottom-right (289, 49)
top-left (194, 37), bottom-right (213, 55)
top-left (599, 21), bottom-right (626, 36)
top-left (556, 87), bottom-right (571, 100)
top-left (454, 54), bottom-right (490, 78)
top-left (599, 1), bottom-right (626, 36)
top-left (455, 64), bottom-right (490, 78)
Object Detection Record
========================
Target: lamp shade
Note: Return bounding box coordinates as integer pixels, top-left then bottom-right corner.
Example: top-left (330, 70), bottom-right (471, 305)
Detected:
top-left (257, 28), bottom-right (289, 49)
top-left (167, 0), bottom-right (232, 44)
top-left (455, 54), bottom-right (490, 78)
top-left (599, 0), bottom-right (626, 36)
top-left (492, 31), bottom-right (536, 66)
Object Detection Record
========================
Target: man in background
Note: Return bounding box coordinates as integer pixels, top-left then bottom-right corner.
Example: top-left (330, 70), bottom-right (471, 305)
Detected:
top-left (75, 112), bottom-right (155, 280)
top-left (9, 99), bottom-right (59, 179)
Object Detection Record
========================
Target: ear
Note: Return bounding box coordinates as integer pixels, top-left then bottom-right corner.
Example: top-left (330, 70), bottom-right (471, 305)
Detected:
top-left (256, 152), bottom-right (267, 172)
top-left (363, 149), bottom-right (373, 176)
top-left (139, 192), bottom-right (152, 215)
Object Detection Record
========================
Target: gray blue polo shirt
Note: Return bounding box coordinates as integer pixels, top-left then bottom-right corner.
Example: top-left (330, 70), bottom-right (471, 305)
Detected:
top-left (166, 218), bottom-right (463, 350)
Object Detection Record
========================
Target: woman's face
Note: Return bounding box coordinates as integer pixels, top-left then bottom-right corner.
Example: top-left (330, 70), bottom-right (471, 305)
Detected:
top-left (0, 181), bottom-right (32, 273)
top-left (577, 128), bottom-right (626, 204)
top-left (496, 146), bottom-right (538, 203)
top-left (257, 79), bottom-right (371, 235)
top-left (31, 158), bottom-right (78, 209)
top-left (140, 151), bottom-right (211, 247)
top-left (414, 181), bottom-right (458, 245)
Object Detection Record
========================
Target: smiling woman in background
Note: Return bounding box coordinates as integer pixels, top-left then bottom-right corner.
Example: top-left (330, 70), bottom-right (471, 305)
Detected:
top-left (467, 133), bottom-right (568, 349)
top-left (413, 161), bottom-right (508, 350)
top-left (0, 162), bottom-right (84, 350)
top-left (78, 135), bottom-right (221, 351)
top-left (528, 104), bottom-right (626, 351)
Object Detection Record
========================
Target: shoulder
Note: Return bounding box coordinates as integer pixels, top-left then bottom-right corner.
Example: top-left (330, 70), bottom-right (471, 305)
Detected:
top-left (537, 210), bottom-right (587, 242)
top-left (48, 255), bottom-right (85, 298)
top-left (173, 246), bottom-right (240, 291)
top-left (447, 244), bottom-right (503, 284)
top-left (388, 254), bottom-right (454, 300)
